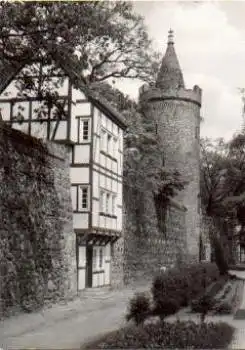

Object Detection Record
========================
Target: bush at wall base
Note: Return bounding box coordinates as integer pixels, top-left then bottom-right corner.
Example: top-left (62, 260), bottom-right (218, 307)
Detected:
top-left (152, 262), bottom-right (220, 318)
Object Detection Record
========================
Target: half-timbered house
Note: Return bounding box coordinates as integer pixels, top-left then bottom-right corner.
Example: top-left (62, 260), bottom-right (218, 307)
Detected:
top-left (0, 55), bottom-right (126, 290)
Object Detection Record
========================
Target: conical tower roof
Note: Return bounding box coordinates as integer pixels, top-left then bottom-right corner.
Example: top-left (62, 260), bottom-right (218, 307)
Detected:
top-left (156, 30), bottom-right (185, 90)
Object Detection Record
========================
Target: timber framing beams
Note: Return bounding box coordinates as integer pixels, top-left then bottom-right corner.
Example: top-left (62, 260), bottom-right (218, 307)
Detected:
top-left (76, 229), bottom-right (121, 246)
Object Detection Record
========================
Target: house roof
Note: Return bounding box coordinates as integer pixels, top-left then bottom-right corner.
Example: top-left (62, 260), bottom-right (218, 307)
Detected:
top-left (0, 54), bottom-right (128, 130)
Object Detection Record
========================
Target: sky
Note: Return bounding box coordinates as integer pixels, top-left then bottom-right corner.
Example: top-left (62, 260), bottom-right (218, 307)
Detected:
top-left (115, 1), bottom-right (245, 141)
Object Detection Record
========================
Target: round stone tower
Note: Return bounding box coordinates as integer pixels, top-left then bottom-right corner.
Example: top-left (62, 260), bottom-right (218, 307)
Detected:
top-left (139, 30), bottom-right (202, 262)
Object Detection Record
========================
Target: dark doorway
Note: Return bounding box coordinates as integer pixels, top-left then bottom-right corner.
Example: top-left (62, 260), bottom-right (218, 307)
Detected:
top-left (86, 245), bottom-right (93, 287)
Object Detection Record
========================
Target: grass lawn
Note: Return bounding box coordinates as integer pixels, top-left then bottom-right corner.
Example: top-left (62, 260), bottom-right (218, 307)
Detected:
top-left (82, 320), bottom-right (234, 349)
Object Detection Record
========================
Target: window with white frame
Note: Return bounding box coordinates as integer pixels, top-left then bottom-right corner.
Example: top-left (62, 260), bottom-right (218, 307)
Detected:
top-left (80, 119), bottom-right (90, 142)
top-left (100, 129), bottom-right (106, 152)
top-left (100, 190), bottom-right (117, 216)
top-left (99, 248), bottom-right (103, 268)
top-left (100, 128), bottom-right (117, 157)
top-left (107, 134), bottom-right (112, 154)
top-left (106, 193), bottom-right (110, 214)
top-left (112, 195), bottom-right (116, 215)
top-left (100, 190), bottom-right (105, 212)
top-left (78, 186), bottom-right (89, 211)
top-left (113, 137), bottom-right (117, 158)
top-left (93, 248), bottom-right (97, 270)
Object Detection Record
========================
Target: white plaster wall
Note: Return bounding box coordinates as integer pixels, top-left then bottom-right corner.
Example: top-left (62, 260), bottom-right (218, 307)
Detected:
top-left (74, 145), bottom-right (90, 164)
top-left (73, 213), bottom-right (89, 229)
top-left (70, 167), bottom-right (89, 184)
top-left (93, 171), bottom-right (99, 198)
top-left (12, 122), bottom-right (29, 134)
top-left (92, 200), bottom-right (99, 227)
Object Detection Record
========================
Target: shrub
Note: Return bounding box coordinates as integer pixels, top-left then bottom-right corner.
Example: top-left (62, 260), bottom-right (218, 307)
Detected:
top-left (153, 298), bottom-right (180, 321)
top-left (152, 262), bottom-right (220, 318)
top-left (83, 321), bottom-right (234, 349)
top-left (126, 292), bottom-right (151, 325)
top-left (214, 302), bottom-right (232, 314)
top-left (213, 280), bottom-right (240, 315)
top-left (197, 295), bottom-right (215, 322)
top-left (191, 276), bottom-right (228, 313)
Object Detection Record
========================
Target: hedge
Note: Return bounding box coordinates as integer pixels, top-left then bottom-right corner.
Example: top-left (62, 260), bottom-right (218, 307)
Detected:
top-left (83, 320), bottom-right (234, 349)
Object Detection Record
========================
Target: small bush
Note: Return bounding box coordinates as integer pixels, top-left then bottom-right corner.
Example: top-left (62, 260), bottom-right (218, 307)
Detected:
top-left (213, 280), bottom-right (240, 315)
top-left (214, 302), bottom-right (232, 314)
top-left (152, 262), bottom-right (220, 318)
top-left (126, 292), bottom-right (151, 325)
top-left (153, 298), bottom-right (180, 321)
top-left (83, 320), bottom-right (235, 349)
top-left (191, 276), bottom-right (228, 313)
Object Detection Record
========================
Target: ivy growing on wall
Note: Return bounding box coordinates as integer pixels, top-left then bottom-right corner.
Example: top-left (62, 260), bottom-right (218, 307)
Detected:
top-left (0, 125), bottom-right (65, 315)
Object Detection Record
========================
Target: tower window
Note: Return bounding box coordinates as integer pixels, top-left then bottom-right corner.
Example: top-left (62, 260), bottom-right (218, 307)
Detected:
top-left (195, 125), bottom-right (199, 139)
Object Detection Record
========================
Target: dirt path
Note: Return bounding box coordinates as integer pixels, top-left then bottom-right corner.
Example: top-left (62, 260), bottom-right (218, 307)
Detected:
top-left (0, 284), bottom-right (150, 349)
top-left (1, 275), bottom-right (245, 350)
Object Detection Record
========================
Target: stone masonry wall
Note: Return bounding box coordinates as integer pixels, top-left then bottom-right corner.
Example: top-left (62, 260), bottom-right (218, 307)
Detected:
top-left (123, 184), bottom-right (187, 285)
top-left (111, 237), bottom-right (124, 289)
top-left (141, 95), bottom-right (201, 263)
top-left (0, 122), bottom-right (77, 317)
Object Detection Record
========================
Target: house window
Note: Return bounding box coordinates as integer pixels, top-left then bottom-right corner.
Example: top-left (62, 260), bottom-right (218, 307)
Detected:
top-left (100, 129), bottom-right (106, 151)
top-left (79, 186), bottom-right (89, 211)
top-left (93, 248), bottom-right (97, 270)
top-left (106, 193), bottom-right (110, 214)
top-left (112, 195), bottom-right (116, 215)
top-left (80, 119), bottom-right (90, 142)
top-left (99, 248), bottom-right (103, 268)
top-left (107, 134), bottom-right (112, 154)
top-left (100, 190), bottom-right (105, 212)
top-left (113, 138), bottom-right (117, 158)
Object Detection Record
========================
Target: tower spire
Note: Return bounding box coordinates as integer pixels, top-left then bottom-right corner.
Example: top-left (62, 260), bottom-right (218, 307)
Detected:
top-left (168, 28), bottom-right (174, 45)
top-left (156, 29), bottom-right (185, 90)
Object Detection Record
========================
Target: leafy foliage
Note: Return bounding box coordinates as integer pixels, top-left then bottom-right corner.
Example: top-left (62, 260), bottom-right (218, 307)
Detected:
top-left (0, 2), bottom-right (160, 83)
top-left (200, 135), bottom-right (245, 265)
